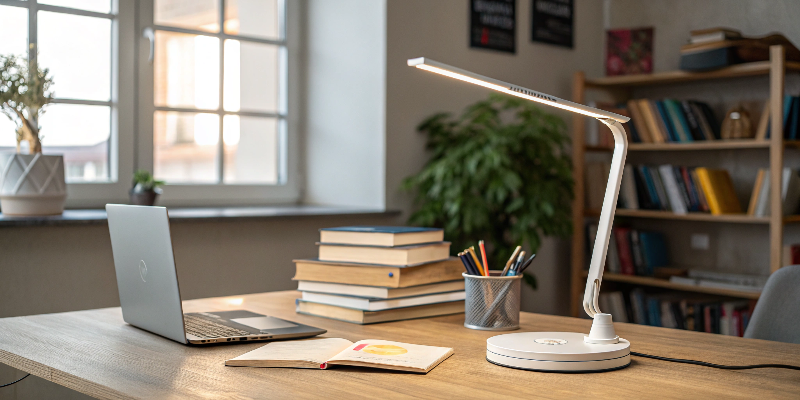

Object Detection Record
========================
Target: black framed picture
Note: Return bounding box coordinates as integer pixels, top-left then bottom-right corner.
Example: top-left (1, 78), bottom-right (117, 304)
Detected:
top-left (531, 0), bottom-right (573, 48)
top-left (470, 0), bottom-right (516, 54)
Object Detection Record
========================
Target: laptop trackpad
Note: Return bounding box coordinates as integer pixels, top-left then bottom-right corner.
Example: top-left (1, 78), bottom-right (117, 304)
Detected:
top-left (230, 316), bottom-right (298, 330)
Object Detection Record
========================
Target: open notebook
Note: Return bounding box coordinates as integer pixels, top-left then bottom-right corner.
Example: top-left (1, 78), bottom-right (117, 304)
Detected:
top-left (225, 338), bottom-right (453, 373)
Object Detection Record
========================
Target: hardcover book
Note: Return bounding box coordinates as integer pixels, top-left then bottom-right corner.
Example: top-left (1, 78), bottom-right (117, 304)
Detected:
top-left (319, 226), bottom-right (444, 247)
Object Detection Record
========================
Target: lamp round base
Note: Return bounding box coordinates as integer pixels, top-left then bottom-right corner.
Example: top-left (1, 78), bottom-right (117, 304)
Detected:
top-left (486, 332), bottom-right (631, 373)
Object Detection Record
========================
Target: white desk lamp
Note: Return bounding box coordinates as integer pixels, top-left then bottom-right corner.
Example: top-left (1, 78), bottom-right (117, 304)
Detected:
top-left (408, 57), bottom-right (631, 372)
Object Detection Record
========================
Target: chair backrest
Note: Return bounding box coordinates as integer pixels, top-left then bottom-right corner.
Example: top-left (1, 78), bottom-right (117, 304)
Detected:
top-left (744, 265), bottom-right (800, 344)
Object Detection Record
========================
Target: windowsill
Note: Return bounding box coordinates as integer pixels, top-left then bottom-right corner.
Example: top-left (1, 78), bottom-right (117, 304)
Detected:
top-left (0, 205), bottom-right (401, 227)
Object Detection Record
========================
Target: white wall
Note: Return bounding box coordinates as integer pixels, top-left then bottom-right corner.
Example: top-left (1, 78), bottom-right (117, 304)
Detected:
top-left (303, 0), bottom-right (387, 208)
top-left (383, 0), bottom-right (605, 315)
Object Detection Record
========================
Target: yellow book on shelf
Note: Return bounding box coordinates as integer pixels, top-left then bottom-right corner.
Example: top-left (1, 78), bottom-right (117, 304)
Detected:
top-left (695, 168), bottom-right (743, 215)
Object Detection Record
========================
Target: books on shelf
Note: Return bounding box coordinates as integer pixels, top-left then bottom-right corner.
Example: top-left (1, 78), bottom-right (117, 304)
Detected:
top-left (625, 99), bottom-right (719, 143)
top-left (688, 27), bottom-right (742, 45)
top-left (589, 224), bottom-right (668, 276)
top-left (295, 226), bottom-right (465, 324)
top-left (669, 269), bottom-right (767, 293)
top-left (225, 337), bottom-right (453, 373)
top-left (747, 168), bottom-right (800, 217)
top-left (620, 289), bottom-right (754, 336)
top-left (618, 164), bottom-right (743, 215)
top-left (319, 226), bottom-right (444, 247)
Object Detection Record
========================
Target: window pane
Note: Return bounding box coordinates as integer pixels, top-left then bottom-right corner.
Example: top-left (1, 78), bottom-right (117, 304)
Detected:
top-left (225, 0), bottom-right (280, 40)
top-left (39, 0), bottom-right (111, 14)
top-left (38, 104), bottom-right (111, 182)
top-left (38, 11), bottom-right (111, 101)
top-left (0, 5), bottom-right (28, 57)
top-left (155, 0), bottom-right (220, 33)
top-left (154, 111), bottom-right (219, 183)
top-left (155, 31), bottom-right (219, 110)
top-left (223, 115), bottom-right (278, 184)
top-left (223, 40), bottom-right (279, 113)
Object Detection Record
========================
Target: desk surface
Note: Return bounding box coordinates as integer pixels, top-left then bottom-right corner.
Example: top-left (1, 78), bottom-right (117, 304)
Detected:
top-left (1, 291), bottom-right (799, 399)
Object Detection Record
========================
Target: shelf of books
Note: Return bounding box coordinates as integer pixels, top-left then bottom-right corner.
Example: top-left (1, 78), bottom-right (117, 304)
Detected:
top-left (570, 44), bottom-right (797, 334)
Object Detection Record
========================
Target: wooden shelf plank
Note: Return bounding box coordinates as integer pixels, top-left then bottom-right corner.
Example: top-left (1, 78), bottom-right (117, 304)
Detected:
top-left (582, 271), bottom-right (761, 299)
top-left (584, 209), bottom-right (770, 223)
top-left (585, 140), bottom-right (800, 152)
top-left (585, 61), bottom-right (800, 88)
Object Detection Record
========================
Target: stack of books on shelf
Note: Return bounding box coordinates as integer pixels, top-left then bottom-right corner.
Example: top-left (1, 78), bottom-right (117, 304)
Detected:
top-left (679, 27), bottom-right (800, 71)
top-left (587, 224), bottom-right (668, 276)
top-left (763, 95), bottom-right (800, 140)
top-left (294, 226), bottom-right (465, 324)
top-left (585, 99), bottom-right (720, 147)
top-left (747, 168), bottom-right (800, 217)
top-left (669, 270), bottom-right (767, 294)
top-left (610, 164), bottom-right (742, 215)
top-left (601, 289), bottom-right (754, 336)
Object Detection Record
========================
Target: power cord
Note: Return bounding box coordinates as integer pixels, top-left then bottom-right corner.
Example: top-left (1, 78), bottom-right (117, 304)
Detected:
top-left (0, 374), bottom-right (30, 388)
top-left (632, 352), bottom-right (800, 371)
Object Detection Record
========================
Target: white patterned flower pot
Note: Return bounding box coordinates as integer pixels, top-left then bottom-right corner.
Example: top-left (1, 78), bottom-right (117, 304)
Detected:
top-left (0, 153), bottom-right (67, 216)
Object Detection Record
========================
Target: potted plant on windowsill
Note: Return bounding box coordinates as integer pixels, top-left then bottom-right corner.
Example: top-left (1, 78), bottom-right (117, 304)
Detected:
top-left (0, 54), bottom-right (64, 216)
top-left (130, 170), bottom-right (165, 206)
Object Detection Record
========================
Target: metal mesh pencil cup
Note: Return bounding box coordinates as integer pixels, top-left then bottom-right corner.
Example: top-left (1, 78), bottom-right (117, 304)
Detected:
top-left (463, 272), bottom-right (522, 331)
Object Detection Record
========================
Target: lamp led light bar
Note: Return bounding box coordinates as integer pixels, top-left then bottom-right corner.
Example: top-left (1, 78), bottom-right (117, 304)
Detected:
top-left (409, 57), bottom-right (631, 373)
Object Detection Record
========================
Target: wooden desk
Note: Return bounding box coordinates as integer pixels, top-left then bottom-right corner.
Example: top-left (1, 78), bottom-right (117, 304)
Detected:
top-left (1, 291), bottom-right (799, 399)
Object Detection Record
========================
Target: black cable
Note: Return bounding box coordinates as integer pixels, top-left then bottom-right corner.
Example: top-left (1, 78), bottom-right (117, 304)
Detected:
top-left (632, 352), bottom-right (800, 371)
top-left (0, 374), bottom-right (30, 388)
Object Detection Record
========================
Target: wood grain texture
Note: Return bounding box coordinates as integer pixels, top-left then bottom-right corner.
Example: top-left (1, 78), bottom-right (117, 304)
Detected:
top-left (570, 71), bottom-right (587, 318)
top-left (769, 46), bottom-right (785, 273)
top-left (1, 291), bottom-right (800, 399)
top-left (585, 60), bottom-right (800, 87)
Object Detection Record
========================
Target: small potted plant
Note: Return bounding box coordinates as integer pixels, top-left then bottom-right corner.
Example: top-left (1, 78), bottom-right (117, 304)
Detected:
top-left (130, 170), bottom-right (165, 206)
top-left (0, 54), bottom-right (63, 216)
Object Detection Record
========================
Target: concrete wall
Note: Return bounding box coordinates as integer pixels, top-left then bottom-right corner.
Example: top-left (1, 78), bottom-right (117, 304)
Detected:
top-left (303, 0), bottom-right (387, 208)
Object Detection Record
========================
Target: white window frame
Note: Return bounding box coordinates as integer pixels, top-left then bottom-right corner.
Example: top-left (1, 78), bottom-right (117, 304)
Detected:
top-left (0, 0), bottom-right (136, 209)
top-left (136, 0), bottom-right (301, 207)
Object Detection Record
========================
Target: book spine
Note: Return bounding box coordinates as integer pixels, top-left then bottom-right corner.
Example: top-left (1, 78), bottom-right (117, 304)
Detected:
top-left (673, 166), bottom-right (696, 212)
top-left (627, 100), bottom-right (652, 143)
top-left (639, 99), bottom-right (666, 143)
top-left (695, 168), bottom-right (722, 214)
top-left (659, 165), bottom-right (688, 214)
top-left (664, 100), bottom-right (692, 142)
top-left (630, 230), bottom-right (645, 276)
top-left (614, 228), bottom-right (635, 275)
top-left (680, 100), bottom-right (705, 141)
top-left (655, 100), bottom-right (678, 142)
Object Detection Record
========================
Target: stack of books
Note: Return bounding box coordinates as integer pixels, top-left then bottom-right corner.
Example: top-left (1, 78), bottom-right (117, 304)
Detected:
top-left (679, 28), bottom-right (800, 71)
top-left (669, 270), bottom-right (767, 294)
top-left (294, 226), bottom-right (465, 324)
top-left (614, 164), bottom-right (742, 215)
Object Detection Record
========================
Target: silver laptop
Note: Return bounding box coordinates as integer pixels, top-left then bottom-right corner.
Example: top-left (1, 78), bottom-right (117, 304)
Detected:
top-left (106, 204), bottom-right (326, 345)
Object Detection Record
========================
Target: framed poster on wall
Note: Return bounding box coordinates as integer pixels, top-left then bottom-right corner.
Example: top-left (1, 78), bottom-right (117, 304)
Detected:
top-left (470, 0), bottom-right (516, 53)
top-left (531, 0), bottom-right (573, 48)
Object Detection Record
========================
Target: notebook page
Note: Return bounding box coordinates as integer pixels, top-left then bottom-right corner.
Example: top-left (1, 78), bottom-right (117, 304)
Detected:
top-left (228, 338), bottom-right (353, 365)
top-left (326, 339), bottom-right (453, 372)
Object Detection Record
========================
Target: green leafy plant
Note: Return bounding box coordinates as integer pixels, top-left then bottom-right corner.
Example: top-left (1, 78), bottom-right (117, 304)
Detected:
top-left (132, 170), bottom-right (165, 193)
top-left (402, 93), bottom-right (574, 289)
top-left (0, 54), bottom-right (55, 153)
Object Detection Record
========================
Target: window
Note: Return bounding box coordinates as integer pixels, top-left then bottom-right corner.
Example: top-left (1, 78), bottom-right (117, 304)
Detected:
top-left (0, 1), bottom-right (115, 183)
top-left (139, 0), bottom-right (298, 205)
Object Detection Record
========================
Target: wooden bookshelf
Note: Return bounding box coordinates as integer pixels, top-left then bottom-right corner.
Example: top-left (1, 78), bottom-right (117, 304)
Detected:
top-left (570, 46), bottom-right (793, 317)
top-left (581, 271), bottom-right (761, 300)
top-left (585, 60), bottom-right (800, 88)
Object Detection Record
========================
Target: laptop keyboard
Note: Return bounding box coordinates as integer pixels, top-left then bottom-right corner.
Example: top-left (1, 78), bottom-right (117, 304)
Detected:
top-left (183, 314), bottom-right (251, 338)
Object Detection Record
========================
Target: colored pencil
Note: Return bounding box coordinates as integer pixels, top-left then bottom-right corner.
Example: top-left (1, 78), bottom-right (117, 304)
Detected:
top-left (501, 246), bottom-right (521, 276)
top-left (478, 240), bottom-right (489, 275)
top-left (467, 247), bottom-right (485, 276)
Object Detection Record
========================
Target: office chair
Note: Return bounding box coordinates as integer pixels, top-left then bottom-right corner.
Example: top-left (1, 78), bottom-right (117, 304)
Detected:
top-left (744, 264), bottom-right (800, 344)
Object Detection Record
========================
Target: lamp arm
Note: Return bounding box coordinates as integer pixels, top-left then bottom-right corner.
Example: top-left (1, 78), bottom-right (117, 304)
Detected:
top-left (583, 119), bottom-right (628, 318)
